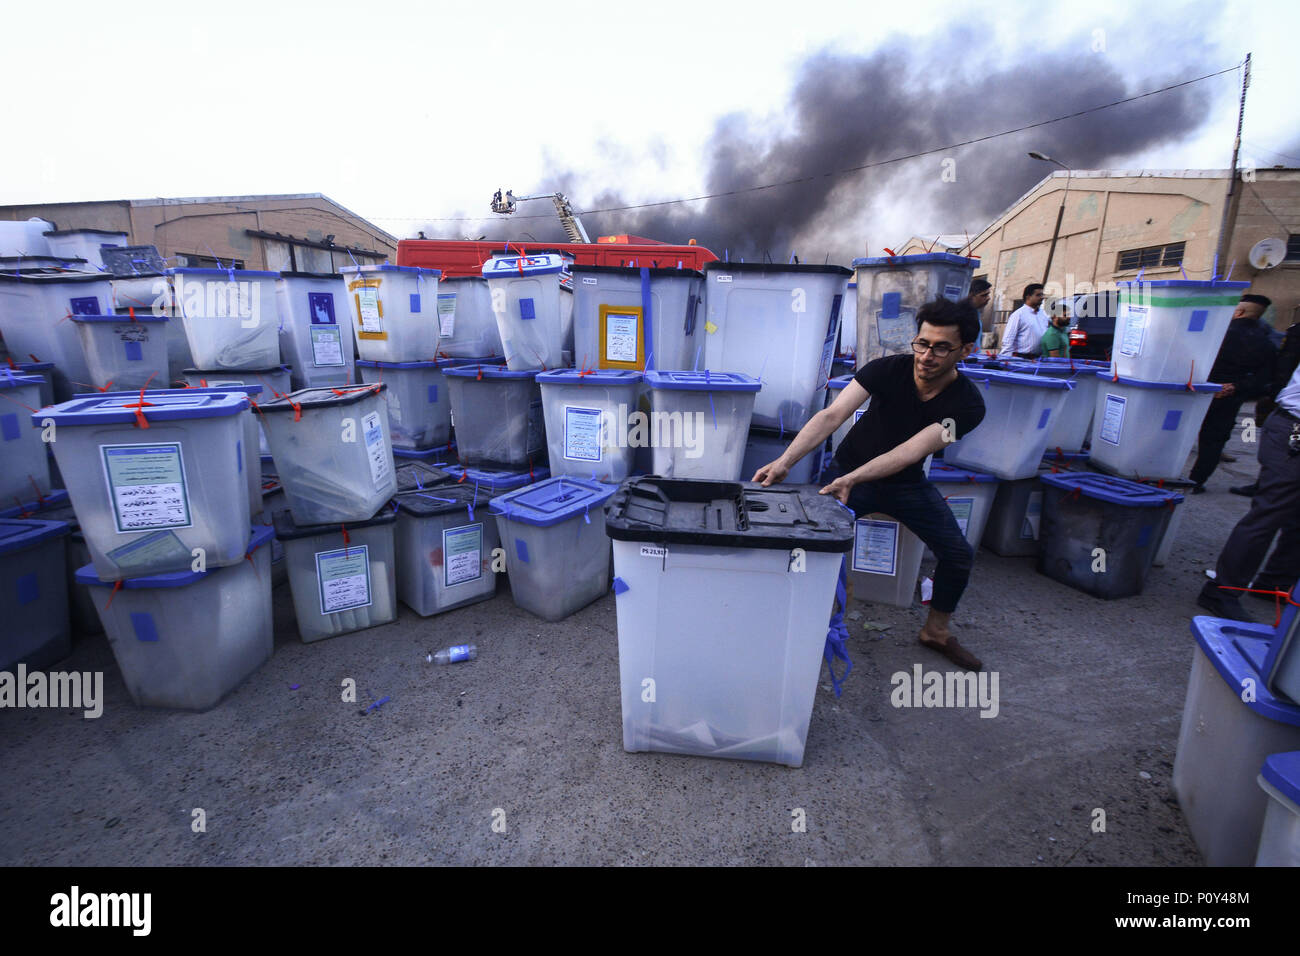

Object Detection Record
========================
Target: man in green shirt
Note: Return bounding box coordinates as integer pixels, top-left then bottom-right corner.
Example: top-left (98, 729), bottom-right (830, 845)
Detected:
top-left (1040, 305), bottom-right (1071, 358)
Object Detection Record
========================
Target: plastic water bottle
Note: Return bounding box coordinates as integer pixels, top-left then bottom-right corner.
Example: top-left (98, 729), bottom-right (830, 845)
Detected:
top-left (433, 644), bottom-right (477, 665)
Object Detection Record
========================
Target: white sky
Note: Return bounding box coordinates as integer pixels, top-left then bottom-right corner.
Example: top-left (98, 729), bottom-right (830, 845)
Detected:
top-left (2, 0), bottom-right (1297, 249)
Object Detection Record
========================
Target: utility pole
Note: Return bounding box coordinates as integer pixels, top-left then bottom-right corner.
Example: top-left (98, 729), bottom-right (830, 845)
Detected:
top-left (1213, 53), bottom-right (1251, 272)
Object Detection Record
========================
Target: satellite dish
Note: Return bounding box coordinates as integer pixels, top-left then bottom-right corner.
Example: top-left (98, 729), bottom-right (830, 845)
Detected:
top-left (1249, 237), bottom-right (1287, 270)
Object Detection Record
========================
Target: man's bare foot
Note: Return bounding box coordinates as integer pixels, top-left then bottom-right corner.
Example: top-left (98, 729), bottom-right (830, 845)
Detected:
top-left (918, 625), bottom-right (983, 671)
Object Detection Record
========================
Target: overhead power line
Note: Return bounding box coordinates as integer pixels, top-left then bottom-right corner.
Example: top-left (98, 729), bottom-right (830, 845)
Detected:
top-left (375, 62), bottom-right (1243, 224)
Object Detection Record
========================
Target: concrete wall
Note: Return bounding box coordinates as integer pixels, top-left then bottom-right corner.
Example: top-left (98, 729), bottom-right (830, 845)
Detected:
top-left (1222, 170), bottom-right (1300, 329)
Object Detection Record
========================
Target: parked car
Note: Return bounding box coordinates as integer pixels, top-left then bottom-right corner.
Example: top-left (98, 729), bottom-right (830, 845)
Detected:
top-left (1065, 290), bottom-right (1118, 361)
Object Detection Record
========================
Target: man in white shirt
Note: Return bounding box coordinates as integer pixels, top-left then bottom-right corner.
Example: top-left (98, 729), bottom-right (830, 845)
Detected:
top-left (1198, 361), bottom-right (1300, 620)
top-left (996, 283), bottom-right (1049, 359)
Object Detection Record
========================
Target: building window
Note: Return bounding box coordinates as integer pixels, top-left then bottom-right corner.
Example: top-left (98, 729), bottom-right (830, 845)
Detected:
top-left (1286, 235), bottom-right (1300, 262)
top-left (1116, 242), bottom-right (1184, 271)
top-left (176, 253), bottom-right (245, 269)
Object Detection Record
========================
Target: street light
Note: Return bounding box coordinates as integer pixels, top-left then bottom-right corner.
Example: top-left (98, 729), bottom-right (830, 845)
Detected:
top-left (1029, 150), bottom-right (1073, 287)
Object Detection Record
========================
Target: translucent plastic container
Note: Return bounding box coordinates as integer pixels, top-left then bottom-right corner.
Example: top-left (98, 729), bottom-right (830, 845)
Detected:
top-left (1037, 472), bottom-right (1181, 598)
top-left (741, 426), bottom-right (818, 484)
top-left (605, 478), bottom-right (853, 766)
top-left (849, 514), bottom-right (925, 607)
top-left (1, 373), bottom-right (51, 505)
top-left (111, 272), bottom-right (171, 314)
top-left (1256, 752), bottom-right (1300, 866)
top-left (490, 476), bottom-right (616, 621)
top-left (0, 518), bottom-right (70, 671)
top-left (839, 281), bottom-right (858, 357)
top-left (1011, 360), bottom-right (1103, 454)
top-left (442, 464), bottom-right (549, 494)
top-left (13, 361), bottom-right (55, 408)
top-left (357, 359), bottom-right (455, 450)
top-left (571, 265), bottom-right (703, 372)
top-left (431, 276), bottom-right (503, 358)
top-left (853, 253), bottom-right (979, 362)
top-left (394, 483), bottom-right (501, 616)
top-left (537, 368), bottom-right (642, 482)
top-left (259, 384), bottom-right (396, 525)
top-left (28, 498), bottom-right (102, 635)
top-left (1261, 587), bottom-right (1300, 706)
top-left (339, 265), bottom-right (442, 364)
top-left (76, 524), bottom-right (273, 710)
top-left (1112, 280), bottom-right (1249, 384)
top-left (927, 461), bottom-right (1000, 549)
top-left (183, 366), bottom-right (291, 457)
top-left (38, 392), bottom-right (251, 580)
top-left (173, 268), bottom-right (282, 370)
top-left (942, 367), bottom-right (1074, 479)
top-left (0, 272), bottom-right (114, 400)
top-left (643, 370), bottom-right (760, 480)
top-left (393, 440), bottom-right (458, 465)
top-left (71, 314), bottom-right (169, 391)
top-left (824, 373), bottom-right (869, 458)
top-left (275, 272), bottom-right (356, 389)
top-left (274, 508), bottom-right (398, 642)
top-left (982, 474), bottom-right (1044, 556)
top-left (702, 262), bottom-right (851, 430)
top-left (482, 254), bottom-right (571, 371)
top-left (0, 218), bottom-right (56, 257)
top-left (1132, 476), bottom-right (1195, 567)
top-left (442, 364), bottom-right (546, 470)
top-left (42, 228), bottom-right (128, 270)
top-left (1089, 373), bottom-right (1221, 479)
top-left (1173, 619), bottom-right (1300, 866)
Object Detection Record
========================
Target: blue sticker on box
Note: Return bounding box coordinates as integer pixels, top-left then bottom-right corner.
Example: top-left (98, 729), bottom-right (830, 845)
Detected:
top-left (69, 296), bottom-right (99, 315)
top-left (1187, 309), bottom-right (1208, 332)
top-left (124, 341), bottom-right (143, 361)
top-left (427, 384), bottom-right (438, 403)
top-left (409, 293), bottom-right (421, 313)
top-left (515, 539), bottom-right (529, 563)
top-left (1161, 410), bottom-right (1182, 431)
top-left (131, 611), bottom-right (160, 642)
top-left (1136, 524), bottom-right (1152, 548)
top-left (308, 292), bottom-right (336, 325)
top-left (612, 576), bottom-right (629, 594)
top-left (15, 572), bottom-right (38, 605)
top-left (881, 292), bottom-right (901, 320)
top-left (519, 298), bottom-right (536, 321)
top-left (1, 413), bottom-right (18, 441)
top-left (1037, 407), bottom-right (1051, 429)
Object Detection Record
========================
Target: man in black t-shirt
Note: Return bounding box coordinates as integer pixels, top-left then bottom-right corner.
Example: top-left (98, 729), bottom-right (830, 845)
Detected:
top-left (753, 298), bottom-right (988, 670)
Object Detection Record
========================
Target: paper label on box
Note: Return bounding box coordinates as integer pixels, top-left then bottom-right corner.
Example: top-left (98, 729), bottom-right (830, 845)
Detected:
top-left (946, 497), bottom-right (974, 536)
top-left (309, 326), bottom-right (345, 366)
top-left (316, 545), bottom-right (372, 614)
top-left (362, 411), bottom-right (390, 487)
top-left (639, 545), bottom-right (666, 558)
top-left (1099, 394), bottom-right (1125, 445)
top-left (943, 282), bottom-right (964, 300)
top-left (715, 275), bottom-right (732, 283)
top-left (443, 524), bottom-right (483, 588)
top-left (564, 406), bottom-right (603, 461)
top-left (1021, 492), bottom-right (1042, 539)
top-left (582, 277), bottom-right (597, 285)
top-left (357, 289), bottom-right (382, 332)
top-left (101, 443), bottom-right (192, 533)
top-left (877, 307), bottom-right (917, 352)
top-left (527, 400), bottom-right (545, 453)
top-left (105, 529), bottom-right (193, 573)
top-left (1118, 305), bottom-right (1147, 357)
top-left (438, 293), bottom-right (457, 337)
top-left (604, 313), bottom-right (639, 364)
top-left (852, 518), bottom-right (898, 576)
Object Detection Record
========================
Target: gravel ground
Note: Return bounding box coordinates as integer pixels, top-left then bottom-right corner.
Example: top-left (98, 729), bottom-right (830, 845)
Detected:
top-left (0, 422), bottom-right (1278, 866)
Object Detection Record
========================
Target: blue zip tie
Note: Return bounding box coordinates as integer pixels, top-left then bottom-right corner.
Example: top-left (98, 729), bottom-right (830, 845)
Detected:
top-left (365, 696), bottom-right (391, 714)
top-left (779, 408), bottom-right (784, 437)
top-left (584, 504), bottom-right (590, 524)
top-left (694, 343), bottom-right (703, 371)
top-left (417, 493), bottom-right (457, 503)
top-left (709, 391), bottom-right (717, 430)
top-left (612, 577), bottom-right (629, 594)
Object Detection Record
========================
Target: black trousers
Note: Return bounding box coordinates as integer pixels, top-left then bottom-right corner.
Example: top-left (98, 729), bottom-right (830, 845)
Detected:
top-left (1189, 394), bottom-right (1246, 485)
top-left (1212, 411), bottom-right (1300, 592)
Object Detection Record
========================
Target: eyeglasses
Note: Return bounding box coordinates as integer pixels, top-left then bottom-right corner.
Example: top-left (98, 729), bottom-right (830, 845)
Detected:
top-left (911, 339), bottom-right (957, 358)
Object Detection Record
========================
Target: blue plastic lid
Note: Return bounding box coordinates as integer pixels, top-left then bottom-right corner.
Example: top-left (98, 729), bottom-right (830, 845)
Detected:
top-left (442, 364), bottom-right (539, 380)
top-left (442, 464), bottom-right (548, 491)
top-left (74, 525), bottom-right (274, 588)
top-left (536, 369), bottom-right (643, 386)
top-left (853, 253), bottom-right (979, 268)
top-left (70, 313), bottom-right (167, 323)
top-left (339, 264), bottom-right (439, 277)
top-left (1115, 279), bottom-right (1250, 291)
top-left (36, 391), bottom-right (248, 427)
top-left (643, 370), bottom-right (762, 392)
top-left (481, 254), bottom-right (567, 279)
top-left (826, 374), bottom-right (855, 390)
top-left (1262, 752), bottom-right (1300, 807)
top-left (0, 489), bottom-right (70, 519)
top-left (1191, 619), bottom-right (1300, 725)
top-left (0, 370), bottom-right (44, 390)
top-left (1040, 471), bottom-right (1185, 507)
top-left (928, 462), bottom-right (999, 484)
top-left (489, 475), bottom-right (616, 527)
top-left (95, 384), bottom-right (265, 399)
top-left (1092, 371), bottom-right (1222, 392)
top-left (14, 361), bottom-right (54, 371)
top-left (963, 368), bottom-right (1074, 390)
top-left (1013, 361), bottom-right (1105, 378)
top-left (393, 442), bottom-right (458, 461)
top-left (1035, 357), bottom-right (1110, 368)
top-left (358, 359), bottom-right (439, 370)
top-left (0, 517), bottom-right (69, 554)
top-left (1042, 450), bottom-right (1090, 462)
top-left (185, 366), bottom-right (289, 377)
top-left (172, 267), bottom-right (279, 278)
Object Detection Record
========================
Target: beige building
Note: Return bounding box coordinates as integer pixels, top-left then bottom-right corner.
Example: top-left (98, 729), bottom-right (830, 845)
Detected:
top-left (0, 193), bottom-right (396, 272)
top-left (911, 168), bottom-right (1300, 340)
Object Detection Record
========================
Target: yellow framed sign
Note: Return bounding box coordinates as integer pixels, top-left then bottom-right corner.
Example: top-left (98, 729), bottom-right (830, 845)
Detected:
top-left (598, 304), bottom-right (644, 369)
top-left (347, 276), bottom-right (387, 340)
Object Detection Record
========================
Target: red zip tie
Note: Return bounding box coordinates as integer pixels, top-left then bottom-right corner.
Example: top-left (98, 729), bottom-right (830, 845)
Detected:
top-left (457, 471), bottom-right (467, 483)
top-left (287, 396), bottom-right (302, 422)
top-left (1186, 361), bottom-right (1195, 392)
top-left (528, 456), bottom-right (535, 481)
top-left (28, 354), bottom-right (40, 363)
top-left (129, 307), bottom-right (137, 322)
top-left (103, 579), bottom-right (123, 610)
top-left (11, 495), bottom-right (33, 518)
top-left (1217, 585), bottom-right (1300, 628)
top-left (476, 366), bottom-right (483, 381)
top-left (125, 377), bottom-right (158, 429)
top-left (4, 357), bottom-right (14, 369)
top-left (0, 390), bottom-right (40, 414)
top-left (28, 475), bottom-right (46, 505)
top-left (97, 380), bottom-right (116, 392)
top-left (340, 524), bottom-right (351, 557)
